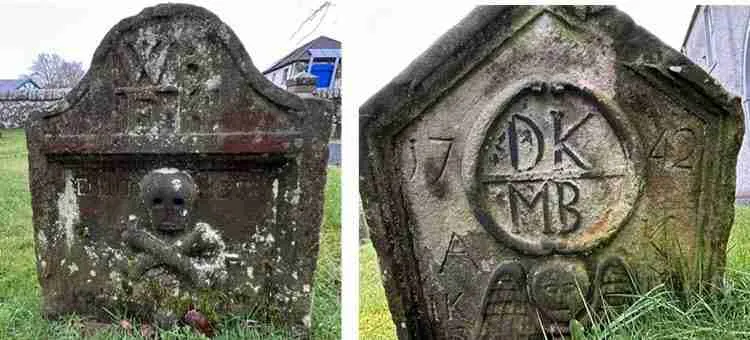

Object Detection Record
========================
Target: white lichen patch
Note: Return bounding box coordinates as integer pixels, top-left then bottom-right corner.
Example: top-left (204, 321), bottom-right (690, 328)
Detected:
top-left (205, 74), bottom-right (222, 91)
top-left (246, 266), bottom-right (254, 279)
top-left (302, 314), bottom-right (311, 328)
top-left (57, 170), bottom-right (80, 250)
top-left (191, 222), bottom-right (228, 285)
top-left (265, 233), bottom-right (275, 246)
top-left (197, 222), bottom-right (224, 246)
top-left (302, 284), bottom-right (310, 293)
top-left (37, 231), bottom-right (47, 250)
top-left (154, 168), bottom-right (180, 174)
top-left (286, 186), bottom-right (302, 205)
top-left (109, 271), bottom-right (122, 283)
top-left (67, 262), bottom-right (79, 275)
top-left (669, 65), bottom-right (683, 73)
top-left (84, 245), bottom-right (101, 262)
top-left (89, 270), bottom-right (96, 277)
top-left (171, 178), bottom-right (183, 191)
top-left (272, 179), bottom-right (279, 200)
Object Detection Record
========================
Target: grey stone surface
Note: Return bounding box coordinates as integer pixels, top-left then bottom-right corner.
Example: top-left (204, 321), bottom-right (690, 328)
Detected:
top-left (0, 89), bottom-right (68, 128)
top-left (25, 3), bottom-right (333, 336)
top-left (360, 6), bottom-right (743, 340)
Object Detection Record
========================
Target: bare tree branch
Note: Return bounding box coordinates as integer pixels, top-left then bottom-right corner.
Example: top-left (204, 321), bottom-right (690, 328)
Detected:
top-left (20, 53), bottom-right (85, 89)
top-left (290, 2), bottom-right (332, 44)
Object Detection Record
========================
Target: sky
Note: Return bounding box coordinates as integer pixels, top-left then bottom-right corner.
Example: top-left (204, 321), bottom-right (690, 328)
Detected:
top-left (0, 0), bottom-right (342, 78)
top-left (0, 2), bottom-right (695, 86)
top-left (345, 2), bottom-right (698, 110)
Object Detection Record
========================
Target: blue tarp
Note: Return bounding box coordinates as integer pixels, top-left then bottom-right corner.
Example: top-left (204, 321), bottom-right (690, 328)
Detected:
top-left (310, 63), bottom-right (334, 88)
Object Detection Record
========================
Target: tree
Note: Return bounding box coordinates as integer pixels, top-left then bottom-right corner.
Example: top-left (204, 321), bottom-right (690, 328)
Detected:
top-left (290, 2), bottom-right (333, 45)
top-left (21, 53), bottom-right (85, 89)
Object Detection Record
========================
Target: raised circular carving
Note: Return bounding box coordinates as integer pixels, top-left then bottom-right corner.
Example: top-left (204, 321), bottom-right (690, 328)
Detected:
top-left (463, 80), bottom-right (643, 255)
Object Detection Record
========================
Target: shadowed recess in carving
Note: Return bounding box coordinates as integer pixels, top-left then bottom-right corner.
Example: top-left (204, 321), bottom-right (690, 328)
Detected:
top-left (473, 262), bottom-right (537, 340)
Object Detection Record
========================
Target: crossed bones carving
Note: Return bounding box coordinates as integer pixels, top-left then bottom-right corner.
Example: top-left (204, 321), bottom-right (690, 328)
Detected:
top-left (123, 217), bottom-right (226, 288)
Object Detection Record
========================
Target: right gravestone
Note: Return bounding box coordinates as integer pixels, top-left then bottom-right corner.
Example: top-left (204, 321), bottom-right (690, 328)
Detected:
top-left (360, 6), bottom-right (744, 340)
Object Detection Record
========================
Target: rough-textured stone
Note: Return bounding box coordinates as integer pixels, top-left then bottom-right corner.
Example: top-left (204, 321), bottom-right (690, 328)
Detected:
top-left (26, 4), bottom-right (332, 336)
top-left (0, 89), bottom-right (69, 128)
top-left (360, 6), bottom-right (743, 340)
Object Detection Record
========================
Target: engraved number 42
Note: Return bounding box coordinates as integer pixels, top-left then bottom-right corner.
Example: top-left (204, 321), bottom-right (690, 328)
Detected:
top-left (649, 127), bottom-right (697, 170)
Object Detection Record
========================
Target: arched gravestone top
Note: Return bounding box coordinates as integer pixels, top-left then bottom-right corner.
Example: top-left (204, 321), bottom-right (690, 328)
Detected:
top-left (26, 3), bottom-right (333, 335)
top-left (360, 6), bottom-right (743, 340)
top-left (38, 3), bottom-right (305, 118)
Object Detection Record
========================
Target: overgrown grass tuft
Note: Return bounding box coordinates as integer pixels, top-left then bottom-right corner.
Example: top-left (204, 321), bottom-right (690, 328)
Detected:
top-left (359, 202), bottom-right (750, 339)
top-left (0, 129), bottom-right (340, 339)
top-left (359, 243), bottom-right (395, 339)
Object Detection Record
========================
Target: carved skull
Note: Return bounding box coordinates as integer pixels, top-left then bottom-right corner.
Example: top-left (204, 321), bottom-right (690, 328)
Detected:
top-left (140, 169), bottom-right (198, 233)
top-left (529, 260), bottom-right (590, 322)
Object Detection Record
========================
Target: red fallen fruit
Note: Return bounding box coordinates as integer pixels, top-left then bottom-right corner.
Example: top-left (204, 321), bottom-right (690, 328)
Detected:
top-left (119, 319), bottom-right (133, 334)
top-left (182, 303), bottom-right (214, 337)
top-left (140, 323), bottom-right (156, 339)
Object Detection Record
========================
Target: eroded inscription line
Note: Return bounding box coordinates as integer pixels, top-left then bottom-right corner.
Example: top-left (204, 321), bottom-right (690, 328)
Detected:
top-left (480, 169), bottom-right (626, 183)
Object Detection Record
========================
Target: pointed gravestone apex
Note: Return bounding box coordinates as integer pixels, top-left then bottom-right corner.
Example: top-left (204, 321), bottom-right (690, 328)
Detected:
top-left (26, 3), bottom-right (332, 336)
top-left (360, 5), bottom-right (743, 340)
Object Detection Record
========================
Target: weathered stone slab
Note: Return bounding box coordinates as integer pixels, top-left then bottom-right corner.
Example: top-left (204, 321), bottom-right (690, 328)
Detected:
top-left (360, 6), bottom-right (743, 339)
top-left (26, 4), bottom-right (332, 335)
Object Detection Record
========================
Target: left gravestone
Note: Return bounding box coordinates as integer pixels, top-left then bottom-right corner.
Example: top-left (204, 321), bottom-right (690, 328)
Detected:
top-left (25, 4), bottom-right (333, 335)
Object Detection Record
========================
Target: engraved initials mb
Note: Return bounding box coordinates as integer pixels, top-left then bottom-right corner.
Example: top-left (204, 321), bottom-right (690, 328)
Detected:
top-left (508, 181), bottom-right (580, 235)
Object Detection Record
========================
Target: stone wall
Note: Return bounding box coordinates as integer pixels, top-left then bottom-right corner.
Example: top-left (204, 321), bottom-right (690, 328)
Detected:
top-left (0, 89), bottom-right (69, 128)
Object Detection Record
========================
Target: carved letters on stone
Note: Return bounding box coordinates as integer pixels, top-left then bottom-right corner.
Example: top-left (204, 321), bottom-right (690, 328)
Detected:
top-left (361, 6), bottom-right (742, 340)
top-left (463, 81), bottom-right (644, 255)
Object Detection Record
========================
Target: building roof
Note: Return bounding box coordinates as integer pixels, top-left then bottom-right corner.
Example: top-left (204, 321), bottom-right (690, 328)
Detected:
top-left (681, 5), bottom-right (702, 51)
top-left (0, 78), bottom-right (40, 92)
top-left (263, 36), bottom-right (341, 74)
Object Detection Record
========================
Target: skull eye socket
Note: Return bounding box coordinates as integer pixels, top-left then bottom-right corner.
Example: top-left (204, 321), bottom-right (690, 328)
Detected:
top-left (152, 197), bottom-right (163, 205)
top-left (173, 198), bottom-right (185, 206)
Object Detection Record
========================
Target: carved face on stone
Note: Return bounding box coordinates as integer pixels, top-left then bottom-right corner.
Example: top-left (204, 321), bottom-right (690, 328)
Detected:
top-left (530, 260), bottom-right (590, 322)
top-left (140, 169), bottom-right (198, 233)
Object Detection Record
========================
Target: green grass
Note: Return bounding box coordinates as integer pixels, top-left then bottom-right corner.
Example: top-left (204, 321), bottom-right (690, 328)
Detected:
top-left (359, 202), bottom-right (750, 339)
top-left (0, 129), bottom-right (340, 339)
